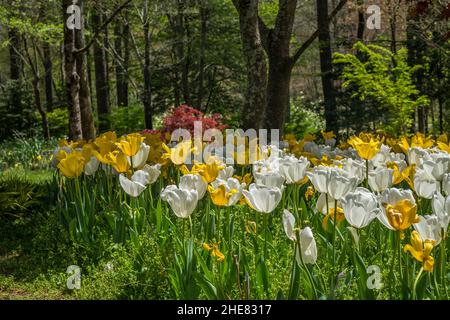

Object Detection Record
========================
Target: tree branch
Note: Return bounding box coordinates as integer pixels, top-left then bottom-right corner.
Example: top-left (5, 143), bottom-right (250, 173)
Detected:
top-left (290, 0), bottom-right (347, 65)
top-left (258, 16), bottom-right (272, 52)
top-left (74, 0), bottom-right (133, 55)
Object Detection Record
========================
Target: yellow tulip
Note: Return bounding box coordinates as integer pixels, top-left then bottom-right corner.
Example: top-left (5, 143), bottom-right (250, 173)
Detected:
top-left (162, 140), bottom-right (193, 165)
top-left (321, 131), bottom-right (335, 141)
top-left (116, 133), bottom-right (144, 157)
top-left (384, 199), bottom-right (419, 237)
top-left (57, 152), bottom-right (85, 179)
top-left (348, 135), bottom-right (381, 160)
top-left (111, 152), bottom-right (130, 173)
top-left (322, 207), bottom-right (345, 231)
top-left (404, 231), bottom-right (435, 272)
top-left (203, 241), bottom-right (225, 262)
top-left (208, 185), bottom-right (238, 207)
top-left (189, 161), bottom-right (224, 183)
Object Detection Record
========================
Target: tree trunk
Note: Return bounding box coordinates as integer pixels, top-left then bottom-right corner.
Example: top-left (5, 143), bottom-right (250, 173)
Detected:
top-left (75, 0), bottom-right (96, 140)
top-left (406, 17), bottom-right (426, 133)
top-left (63, 0), bottom-right (83, 140)
top-left (92, 10), bottom-right (111, 132)
top-left (114, 16), bottom-right (129, 107)
top-left (142, 0), bottom-right (153, 129)
top-left (317, 0), bottom-right (338, 133)
top-left (32, 78), bottom-right (50, 140)
top-left (232, 0), bottom-right (267, 130)
top-left (356, 0), bottom-right (366, 41)
top-left (43, 42), bottom-right (54, 111)
top-left (198, 0), bottom-right (208, 111)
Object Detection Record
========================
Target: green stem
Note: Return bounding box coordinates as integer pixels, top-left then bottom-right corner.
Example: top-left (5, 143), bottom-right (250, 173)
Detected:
top-left (412, 267), bottom-right (424, 300)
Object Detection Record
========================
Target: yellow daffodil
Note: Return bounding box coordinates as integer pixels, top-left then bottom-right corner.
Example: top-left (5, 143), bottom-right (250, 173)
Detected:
top-left (404, 231), bottom-right (435, 272)
top-left (384, 199), bottom-right (419, 238)
top-left (116, 133), bottom-right (144, 157)
top-left (348, 135), bottom-right (381, 160)
top-left (203, 241), bottom-right (225, 262)
top-left (57, 152), bottom-right (85, 179)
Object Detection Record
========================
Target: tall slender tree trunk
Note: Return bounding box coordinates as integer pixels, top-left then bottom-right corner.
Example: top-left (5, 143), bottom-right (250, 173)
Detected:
top-left (198, 0), bottom-right (208, 111)
top-left (63, 0), bottom-right (83, 140)
top-left (92, 9), bottom-right (111, 132)
top-left (142, 0), bottom-right (153, 129)
top-left (43, 42), bottom-right (54, 111)
top-left (63, 0), bottom-right (95, 140)
top-left (317, 0), bottom-right (338, 133)
top-left (114, 16), bottom-right (129, 107)
top-left (232, 0), bottom-right (267, 130)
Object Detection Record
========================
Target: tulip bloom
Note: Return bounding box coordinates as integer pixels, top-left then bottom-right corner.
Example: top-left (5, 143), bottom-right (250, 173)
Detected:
top-left (57, 152), bottom-right (85, 179)
top-left (208, 178), bottom-right (244, 206)
top-left (278, 155), bottom-right (310, 184)
top-left (341, 187), bottom-right (380, 229)
top-left (161, 185), bottom-right (198, 219)
top-left (116, 133), bottom-right (144, 157)
top-left (243, 183), bottom-right (283, 213)
top-left (368, 167), bottom-right (394, 193)
top-left (414, 169), bottom-right (438, 199)
top-left (298, 227), bottom-right (318, 265)
top-left (414, 215), bottom-right (442, 245)
top-left (378, 188), bottom-right (419, 237)
top-left (129, 143), bottom-right (150, 169)
top-left (431, 192), bottom-right (450, 232)
top-left (348, 135), bottom-right (381, 160)
top-left (119, 170), bottom-right (149, 197)
top-left (404, 231), bottom-right (435, 272)
top-left (282, 209), bottom-right (297, 241)
top-left (180, 174), bottom-right (207, 199)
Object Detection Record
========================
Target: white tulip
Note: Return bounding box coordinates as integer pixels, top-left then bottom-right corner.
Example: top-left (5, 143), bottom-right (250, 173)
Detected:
top-left (179, 174), bottom-right (207, 199)
top-left (408, 147), bottom-right (429, 166)
top-left (84, 156), bottom-right (100, 176)
top-left (306, 165), bottom-right (330, 194)
top-left (278, 155), bottom-right (310, 184)
top-left (142, 164), bottom-right (161, 185)
top-left (414, 169), bottom-right (438, 199)
top-left (297, 227), bottom-right (318, 265)
top-left (327, 168), bottom-right (358, 200)
top-left (254, 171), bottom-right (285, 189)
top-left (341, 187), bottom-right (380, 229)
top-left (282, 209), bottom-right (297, 241)
top-left (422, 153), bottom-right (450, 181)
top-left (218, 166), bottom-right (235, 180)
top-left (377, 188), bottom-right (416, 230)
top-left (414, 215), bottom-right (442, 245)
top-left (368, 167), bottom-right (393, 193)
top-left (161, 185), bottom-right (198, 219)
top-left (371, 144), bottom-right (392, 168)
top-left (342, 158), bottom-right (366, 185)
top-left (432, 192), bottom-right (450, 232)
top-left (243, 183), bottom-right (283, 213)
top-left (119, 171), bottom-right (148, 197)
top-left (129, 143), bottom-right (150, 169)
